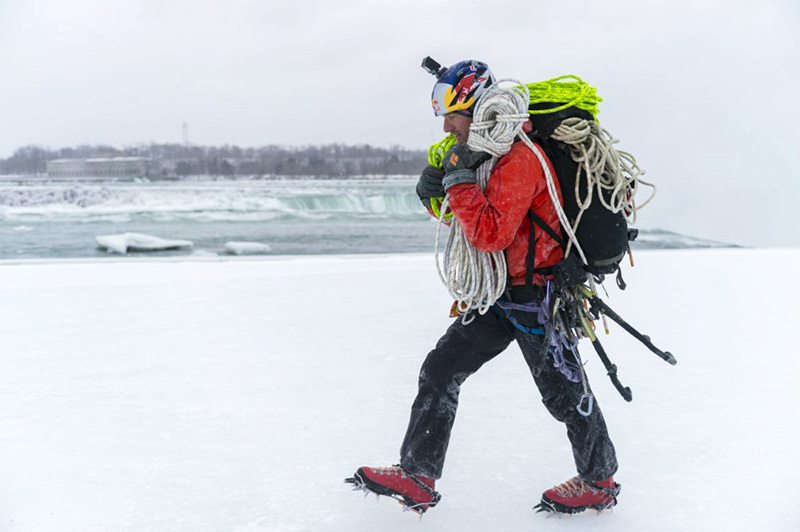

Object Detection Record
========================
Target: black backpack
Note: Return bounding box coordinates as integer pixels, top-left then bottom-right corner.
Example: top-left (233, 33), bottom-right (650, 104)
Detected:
top-left (525, 102), bottom-right (637, 279)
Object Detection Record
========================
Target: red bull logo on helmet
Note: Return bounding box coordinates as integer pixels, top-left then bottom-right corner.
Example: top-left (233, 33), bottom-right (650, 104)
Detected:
top-left (451, 72), bottom-right (477, 106)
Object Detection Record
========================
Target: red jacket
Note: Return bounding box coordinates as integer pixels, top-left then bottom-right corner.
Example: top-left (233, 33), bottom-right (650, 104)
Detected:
top-left (446, 137), bottom-right (565, 286)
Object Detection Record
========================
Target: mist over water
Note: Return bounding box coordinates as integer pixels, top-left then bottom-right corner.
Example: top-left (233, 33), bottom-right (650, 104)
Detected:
top-left (0, 178), bottom-right (441, 259)
top-left (0, 177), bottom-right (732, 260)
top-left (0, 178), bottom-right (425, 220)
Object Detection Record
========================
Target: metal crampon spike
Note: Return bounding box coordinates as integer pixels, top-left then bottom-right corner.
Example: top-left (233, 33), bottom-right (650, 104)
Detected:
top-left (398, 500), bottom-right (425, 519)
top-left (533, 502), bottom-right (559, 518)
top-left (345, 478), bottom-right (368, 495)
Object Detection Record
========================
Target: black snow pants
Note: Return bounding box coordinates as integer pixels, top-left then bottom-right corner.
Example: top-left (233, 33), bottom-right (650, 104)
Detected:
top-left (399, 285), bottom-right (618, 481)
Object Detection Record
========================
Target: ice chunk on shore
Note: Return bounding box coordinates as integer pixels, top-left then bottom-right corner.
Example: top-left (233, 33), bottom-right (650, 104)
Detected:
top-left (190, 249), bottom-right (219, 257)
top-left (224, 241), bottom-right (272, 255)
top-left (95, 232), bottom-right (193, 254)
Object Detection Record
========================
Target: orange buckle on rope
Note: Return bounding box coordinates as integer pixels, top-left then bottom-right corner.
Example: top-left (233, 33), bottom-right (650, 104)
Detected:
top-left (449, 300), bottom-right (470, 318)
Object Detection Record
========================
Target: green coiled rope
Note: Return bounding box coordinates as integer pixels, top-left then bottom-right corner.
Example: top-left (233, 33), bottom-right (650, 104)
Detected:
top-left (425, 135), bottom-right (457, 220)
top-left (427, 134), bottom-right (458, 168)
top-left (525, 74), bottom-right (602, 118)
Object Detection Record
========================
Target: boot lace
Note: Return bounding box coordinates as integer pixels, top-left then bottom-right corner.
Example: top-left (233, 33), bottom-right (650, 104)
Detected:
top-left (553, 477), bottom-right (593, 497)
top-left (373, 465), bottom-right (407, 478)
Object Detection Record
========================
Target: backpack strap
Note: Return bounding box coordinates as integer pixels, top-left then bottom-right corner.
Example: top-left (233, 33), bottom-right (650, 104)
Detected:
top-left (521, 134), bottom-right (566, 285)
top-left (525, 213), bottom-right (537, 285)
top-left (529, 209), bottom-right (566, 248)
top-left (525, 209), bottom-right (567, 285)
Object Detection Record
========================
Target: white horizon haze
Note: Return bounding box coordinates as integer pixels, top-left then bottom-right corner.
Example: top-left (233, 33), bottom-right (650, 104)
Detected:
top-left (1, 0), bottom-right (798, 247)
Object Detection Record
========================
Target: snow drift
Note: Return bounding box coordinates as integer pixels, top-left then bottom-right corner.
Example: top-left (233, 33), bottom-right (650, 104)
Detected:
top-left (224, 241), bottom-right (272, 255)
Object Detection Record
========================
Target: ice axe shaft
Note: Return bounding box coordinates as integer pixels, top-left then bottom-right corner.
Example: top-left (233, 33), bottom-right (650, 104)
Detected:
top-left (587, 295), bottom-right (677, 366)
top-left (578, 305), bottom-right (632, 402)
top-left (589, 337), bottom-right (633, 402)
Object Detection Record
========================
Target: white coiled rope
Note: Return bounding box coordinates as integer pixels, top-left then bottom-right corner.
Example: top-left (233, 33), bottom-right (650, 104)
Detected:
top-left (434, 78), bottom-right (655, 316)
top-left (547, 117), bottom-right (657, 258)
top-left (434, 80), bottom-right (530, 317)
top-left (434, 158), bottom-right (506, 319)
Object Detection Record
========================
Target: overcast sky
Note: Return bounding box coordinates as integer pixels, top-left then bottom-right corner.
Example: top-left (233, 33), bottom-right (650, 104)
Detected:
top-left (1, 0), bottom-right (798, 246)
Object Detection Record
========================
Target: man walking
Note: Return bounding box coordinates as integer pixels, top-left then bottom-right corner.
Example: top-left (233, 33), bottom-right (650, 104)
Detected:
top-left (347, 60), bottom-right (620, 516)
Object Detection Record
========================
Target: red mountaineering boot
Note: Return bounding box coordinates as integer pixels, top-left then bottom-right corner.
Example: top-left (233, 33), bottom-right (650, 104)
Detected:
top-left (534, 476), bottom-right (621, 514)
top-left (345, 465), bottom-right (441, 514)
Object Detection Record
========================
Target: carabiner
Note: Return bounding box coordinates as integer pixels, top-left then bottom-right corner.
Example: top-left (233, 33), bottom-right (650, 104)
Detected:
top-left (576, 392), bottom-right (594, 417)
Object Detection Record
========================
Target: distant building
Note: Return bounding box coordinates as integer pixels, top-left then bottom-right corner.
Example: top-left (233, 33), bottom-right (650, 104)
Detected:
top-left (46, 157), bottom-right (162, 178)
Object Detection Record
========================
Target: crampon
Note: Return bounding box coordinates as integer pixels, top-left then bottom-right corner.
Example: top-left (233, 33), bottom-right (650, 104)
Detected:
top-left (345, 465), bottom-right (441, 515)
top-left (534, 476), bottom-right (620, 515)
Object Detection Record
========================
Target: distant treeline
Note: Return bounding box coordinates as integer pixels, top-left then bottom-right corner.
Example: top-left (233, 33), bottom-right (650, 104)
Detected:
top-left (0, 143), bottom-right (429, 177)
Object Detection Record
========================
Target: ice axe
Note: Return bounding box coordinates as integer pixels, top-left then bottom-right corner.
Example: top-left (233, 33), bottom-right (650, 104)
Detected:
top-left (577, 285), bottom-right (677, 366)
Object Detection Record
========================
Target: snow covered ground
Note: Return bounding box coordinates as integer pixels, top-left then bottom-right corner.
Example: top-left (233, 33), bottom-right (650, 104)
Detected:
top-left (0, 248), bottom-right (798, 532)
